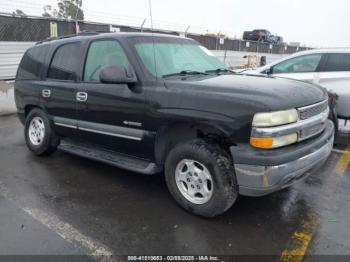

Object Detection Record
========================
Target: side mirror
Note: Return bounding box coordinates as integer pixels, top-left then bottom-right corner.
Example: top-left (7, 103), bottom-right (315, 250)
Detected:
top-left (260, 56), bottom-right (266, 66)
top-left (99, 65), bottom-right (137, 84)
top-left (265, 67), bottom-right (273, 75)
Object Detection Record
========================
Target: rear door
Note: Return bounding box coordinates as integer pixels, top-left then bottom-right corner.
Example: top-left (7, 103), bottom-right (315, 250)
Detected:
top-left (76, 39), bottom-right (151, 159)
top-left (318, 53), bottom-right (350, 118)
top-left (41, 41), bottom-right (83, 137)
top-left (270, 53), bottom-right (325, 83)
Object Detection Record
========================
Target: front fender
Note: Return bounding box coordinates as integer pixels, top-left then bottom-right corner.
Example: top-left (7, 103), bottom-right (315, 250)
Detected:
top-left (156, 108), bottom-right (238, 136)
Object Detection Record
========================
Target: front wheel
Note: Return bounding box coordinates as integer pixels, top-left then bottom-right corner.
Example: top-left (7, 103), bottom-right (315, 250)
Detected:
top-left (165, 139), bottom-right (238, 217)
top-left (24, 108), bottom-right (59, 156)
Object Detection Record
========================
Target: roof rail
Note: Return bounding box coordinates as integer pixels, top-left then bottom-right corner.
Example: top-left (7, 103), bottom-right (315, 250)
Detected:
top-left (35, 30), bottom-right (109, 45)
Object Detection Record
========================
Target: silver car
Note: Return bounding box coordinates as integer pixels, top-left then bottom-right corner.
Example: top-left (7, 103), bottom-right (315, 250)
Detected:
top-left (240, 48), bottom-right (350, 121)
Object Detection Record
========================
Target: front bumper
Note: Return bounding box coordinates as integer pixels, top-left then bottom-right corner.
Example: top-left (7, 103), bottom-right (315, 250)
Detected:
top-left (230, 120), bottom-right (334, 196)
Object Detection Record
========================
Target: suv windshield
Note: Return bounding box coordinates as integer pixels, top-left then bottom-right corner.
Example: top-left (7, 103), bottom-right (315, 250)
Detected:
top-left (133, 38), bottom-right (226, 78)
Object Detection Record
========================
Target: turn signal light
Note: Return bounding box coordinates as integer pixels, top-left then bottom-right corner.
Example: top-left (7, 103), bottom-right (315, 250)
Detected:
top-left (250, 133), bottom-right (298, 149)
top-left (250, 137), bottom-right (273, 148)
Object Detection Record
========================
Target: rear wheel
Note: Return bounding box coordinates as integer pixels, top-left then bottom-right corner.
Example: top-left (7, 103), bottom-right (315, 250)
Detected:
top-left (165, 139), bottom-right (238, 217)
top-left (24, 108), bottom-right (59, 156)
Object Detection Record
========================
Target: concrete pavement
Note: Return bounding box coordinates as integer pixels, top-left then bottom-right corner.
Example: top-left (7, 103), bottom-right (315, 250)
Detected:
top-left (0, 81), bottom-right (16, 116)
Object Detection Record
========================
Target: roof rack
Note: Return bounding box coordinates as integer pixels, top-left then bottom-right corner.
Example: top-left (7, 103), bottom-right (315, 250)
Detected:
top-left (35, 30), bottom-right (110, 45)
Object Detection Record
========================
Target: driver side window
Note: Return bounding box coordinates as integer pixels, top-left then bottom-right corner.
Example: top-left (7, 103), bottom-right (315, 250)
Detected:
top-left (272, 54), bottom-right (323, 74)
top-left (84, 40), bottom-right (129, 82)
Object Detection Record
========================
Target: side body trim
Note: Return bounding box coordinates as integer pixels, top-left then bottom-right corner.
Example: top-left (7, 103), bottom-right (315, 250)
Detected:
top-left (53, 117), bottom-right (147, 141)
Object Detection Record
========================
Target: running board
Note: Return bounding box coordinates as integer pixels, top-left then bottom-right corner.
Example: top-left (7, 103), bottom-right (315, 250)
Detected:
top-left (58, 139), bottom-right (161, 175)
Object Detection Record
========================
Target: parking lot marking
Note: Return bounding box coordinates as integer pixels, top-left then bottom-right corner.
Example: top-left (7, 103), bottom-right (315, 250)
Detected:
top-left (335, 145), bottom-right (350, 175)
top-left (22, 207), bottom-right (116, 260)
top-left (0, 181), bottom-right (118, 262)
top-left (281, 146), bottom-right (350, 261)
top-left (280, 213), bottom-right (318, 262)
top-left (331, 148), bottom-right (349, 154)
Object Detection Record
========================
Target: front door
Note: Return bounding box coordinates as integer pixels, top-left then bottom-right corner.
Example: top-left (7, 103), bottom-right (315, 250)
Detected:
top-left (76, 39), bottom-right (152, 159)
top-left (271, 53), bottom-right (325, 83)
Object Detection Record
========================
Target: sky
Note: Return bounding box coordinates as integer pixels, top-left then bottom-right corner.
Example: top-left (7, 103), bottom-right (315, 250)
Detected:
top-left (3, 0), bottom-right (350, 47)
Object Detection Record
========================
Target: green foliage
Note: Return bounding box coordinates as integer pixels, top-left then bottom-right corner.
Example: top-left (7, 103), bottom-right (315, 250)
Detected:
top-left (42, 0), bottom-right (84, 20)
top-left (57, 0), bottom-right (84, 20)
top-left (42, 5), bottom-right (58, 18)
top-left (12, 9), bottom-right (27, 17)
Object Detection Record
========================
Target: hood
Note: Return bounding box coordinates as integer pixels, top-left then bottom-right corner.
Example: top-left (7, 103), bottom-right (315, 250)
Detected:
top-left (165, 74), bottom-right (327, 111)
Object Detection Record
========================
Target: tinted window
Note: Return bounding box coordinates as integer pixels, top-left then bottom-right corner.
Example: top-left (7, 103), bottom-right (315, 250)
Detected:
top-left (272, 54), bottom-right (322, 74)
top-left (323, 53), bottom-right (350, 72)
top-left (17, 45), bottom-right (49, 80)
top-left (84, 40), bottom-right (129, 81)
top-left (48, 43), bottom-right (81, 80)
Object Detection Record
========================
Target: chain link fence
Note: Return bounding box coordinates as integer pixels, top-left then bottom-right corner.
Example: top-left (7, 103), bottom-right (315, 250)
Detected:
top-left (0, 13), bottom-right (309, 54)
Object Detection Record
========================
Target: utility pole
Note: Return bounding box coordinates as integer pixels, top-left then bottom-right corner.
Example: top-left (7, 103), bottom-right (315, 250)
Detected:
top-left (74, 4), bottom-right (80, 34)
top-left (184, 25), bottom-right (190, 37)
top-left (140, 18), bottom-right (146, 32)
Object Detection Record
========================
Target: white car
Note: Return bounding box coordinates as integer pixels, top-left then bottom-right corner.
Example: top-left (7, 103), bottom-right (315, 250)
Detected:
top-left (239, 48), bottom-right (350, 121)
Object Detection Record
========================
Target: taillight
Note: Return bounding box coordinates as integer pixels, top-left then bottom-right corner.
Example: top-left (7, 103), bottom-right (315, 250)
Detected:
top-left (328, 92), bottom-right (338, 101)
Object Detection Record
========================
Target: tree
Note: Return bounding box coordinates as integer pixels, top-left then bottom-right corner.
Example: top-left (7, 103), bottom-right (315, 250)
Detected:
top-left (42, 5), bottom-right (59, 18)
top-left (57, 0), bottom-right (84, 20)
top-left (12, 9), bottom-right (27, 17)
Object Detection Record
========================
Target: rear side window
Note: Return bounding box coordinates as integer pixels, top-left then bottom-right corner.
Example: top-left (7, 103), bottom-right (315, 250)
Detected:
top-left (323, 53), bottom-right (350, 72)
top-left (48, 43), bottom-right (81, 81)
top-left (17, 45), bottom-right (49, 80)
top-left (83, 40), bottom-right (129, 82)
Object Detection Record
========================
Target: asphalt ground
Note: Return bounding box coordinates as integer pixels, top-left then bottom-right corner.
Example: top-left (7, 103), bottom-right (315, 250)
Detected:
top-left (0, 115), bottom-right (350, 261)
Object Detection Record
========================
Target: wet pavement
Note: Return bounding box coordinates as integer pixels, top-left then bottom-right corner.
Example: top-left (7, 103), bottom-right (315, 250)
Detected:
top-left (0, 115), bottom-right (350, 260)
top-left (0, 82), bottom-right (16, 116)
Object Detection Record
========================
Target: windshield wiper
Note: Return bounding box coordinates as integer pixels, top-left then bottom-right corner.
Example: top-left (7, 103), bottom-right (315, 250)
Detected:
top-left (162, 70), bottom-right (209, 78)
top-left (205, 68), bottom-right (236, 74)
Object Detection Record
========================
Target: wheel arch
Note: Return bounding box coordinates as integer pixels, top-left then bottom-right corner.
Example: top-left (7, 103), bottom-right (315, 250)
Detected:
top-left (23, 105), bottom-right (55, 130)
top-left (154, 121), bottom-right (235, 165)
top-left (24, 104), bottom-right (45, 117)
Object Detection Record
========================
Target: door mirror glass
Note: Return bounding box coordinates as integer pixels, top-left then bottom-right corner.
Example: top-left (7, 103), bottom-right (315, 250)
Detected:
top-left (99, 65), bottom-right (137, 84)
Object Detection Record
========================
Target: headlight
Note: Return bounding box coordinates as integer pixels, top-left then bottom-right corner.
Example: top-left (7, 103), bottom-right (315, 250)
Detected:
top-left (250, 133), bottom-right (298, 149)
top-left (251, 108), bottom-right (299, 149)
top-left (252, 109), bottom-right (299, 127)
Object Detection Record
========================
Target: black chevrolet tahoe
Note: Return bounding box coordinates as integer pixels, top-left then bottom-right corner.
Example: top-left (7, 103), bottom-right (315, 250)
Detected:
top-left (15, 32), bottom-right (334, 217)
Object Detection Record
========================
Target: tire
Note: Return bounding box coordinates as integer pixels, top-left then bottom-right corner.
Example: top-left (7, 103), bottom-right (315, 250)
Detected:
top-left (164, 139), bottom-right (238, 217)
top-left (24, 108), bottom-right (59, 156)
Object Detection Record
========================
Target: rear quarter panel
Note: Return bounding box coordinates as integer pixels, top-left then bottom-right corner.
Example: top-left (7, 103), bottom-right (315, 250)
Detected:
top-left (14, 80), bottom-right (41, 113)
top-left (318, 72), bottom-right (350, 118)
top-left (273, 71), bottom-right (350, 118)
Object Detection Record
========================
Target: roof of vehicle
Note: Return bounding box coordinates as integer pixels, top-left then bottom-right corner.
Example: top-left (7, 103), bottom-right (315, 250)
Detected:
top-left (253, 29), bottom-right (269, 32)
top-left (35, 31), bottom-right (188, 45)
top-left (294, 48), bottom-right (350, 54)
top-left (254, 47), bottom-right (350, 72)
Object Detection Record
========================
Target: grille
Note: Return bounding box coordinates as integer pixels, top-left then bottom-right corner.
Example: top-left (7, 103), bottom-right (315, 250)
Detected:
top-left (298, 100), bottom-right (328, 120)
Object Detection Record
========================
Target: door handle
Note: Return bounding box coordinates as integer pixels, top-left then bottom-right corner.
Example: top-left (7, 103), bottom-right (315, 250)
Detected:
top-left (41, 89), bottom-right (51, 98)
top-left (76, 92), bottom-right (88, 102)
